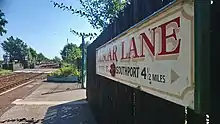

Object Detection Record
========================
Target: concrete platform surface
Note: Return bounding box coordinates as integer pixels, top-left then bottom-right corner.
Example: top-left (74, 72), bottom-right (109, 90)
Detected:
top-left (0, 82), bottom-right (97, 124)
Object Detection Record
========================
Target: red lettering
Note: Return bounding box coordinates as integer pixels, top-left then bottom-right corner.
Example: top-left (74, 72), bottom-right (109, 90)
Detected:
top-left (129, 37), bottom-right (139, 58)
top-left (140, 28), bottom-right (156, 57)
top-left (158, 17), bottom-right (181, 56)
top-left (121, 41), bottom-right (127, 60)
top-left (113, 45), bottom-right (118, 61)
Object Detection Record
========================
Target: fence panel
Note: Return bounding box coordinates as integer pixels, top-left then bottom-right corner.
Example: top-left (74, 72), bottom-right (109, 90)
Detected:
top-left (87, 0), bottom-right (210, 124)
top-left (116, 82), bottom-right (134, 124)
top-left (210, 0), bottom-right (218, 123)
top-left (134, 89), bottom-right (185, 124)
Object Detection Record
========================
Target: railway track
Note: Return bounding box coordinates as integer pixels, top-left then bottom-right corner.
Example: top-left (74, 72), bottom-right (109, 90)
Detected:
top-left (0, 73), bottom-right (28, 84)
top-left (0, 73), bottom-right (19, 80)
top-left (0, 73), bottom-right (46, 94)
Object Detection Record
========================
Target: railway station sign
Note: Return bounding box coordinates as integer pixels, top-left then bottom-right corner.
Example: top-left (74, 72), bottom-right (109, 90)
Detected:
top-left (96, 1), bottom-right (194, 109)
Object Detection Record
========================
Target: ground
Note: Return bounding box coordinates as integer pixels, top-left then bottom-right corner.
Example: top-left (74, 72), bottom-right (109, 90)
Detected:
top-left (0, 69), bottom-right (97, 124)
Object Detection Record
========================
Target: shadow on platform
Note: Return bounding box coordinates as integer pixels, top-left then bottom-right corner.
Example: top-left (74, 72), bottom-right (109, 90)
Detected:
top-left (42, 99), bottom-right (97, 124)
top-left (41, 88), bottom-right (82, 95)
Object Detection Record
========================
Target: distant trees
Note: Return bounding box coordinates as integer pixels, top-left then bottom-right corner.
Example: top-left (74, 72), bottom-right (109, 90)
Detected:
top-left (52, 56), bottom-right (61, 63)
top-left (0, 10), bottom-right (51, 65)
top-left (1, 36), bottom-right (49, 64)
top-left (60, 43), bottom-right (81, 64)
top-left (0, 9), bottom-right (8, 36)
top-left (36, 53), bottom-right (49, 63)
top-left (1, 36), bottom-right (28, 62)
top-left (28, 47), bottom-right (38, 63)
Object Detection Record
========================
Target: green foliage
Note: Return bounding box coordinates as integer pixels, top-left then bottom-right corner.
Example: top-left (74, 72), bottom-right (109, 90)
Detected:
top-left (70, 29), bottom-right (97, 40)
top-left (0, 69), bottom-right (12, 76)
top-left (37, 53), bottom-right (49, 63)
top-left (1, 35), bottom-right (48, 65)
top-left (51, 0), bottom-right (127, 31)
top-left (27, 47), bottom-right (38, 64)
top-left (1, 36), bottom-right (28, 62)
top-left (60, 43), bottom-right (81, 64)
top-left (29, 47), bottom-right (37, 60)
top-left (52, 56), bottom-right (61, 63)
top-left (0, 9), bottom-right (8, 36)
top-left (48, 66), bottom-right (80, 77)
top-left (60, 61), bottom-right (69, 66)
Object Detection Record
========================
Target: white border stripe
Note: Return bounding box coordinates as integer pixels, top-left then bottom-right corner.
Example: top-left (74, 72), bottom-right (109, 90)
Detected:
top-left (12, 99), bottom-right (88, 105)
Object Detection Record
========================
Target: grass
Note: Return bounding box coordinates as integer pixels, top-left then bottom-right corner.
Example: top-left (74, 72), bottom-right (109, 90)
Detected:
top-left (0, 69), bottom-right (12, 76)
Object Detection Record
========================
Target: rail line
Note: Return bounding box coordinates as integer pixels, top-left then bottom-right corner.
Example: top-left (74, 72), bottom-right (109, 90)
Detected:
top-left (0, 73), bottom-right (20, 80)
top-left (0, 73), bottom-right (45, 94)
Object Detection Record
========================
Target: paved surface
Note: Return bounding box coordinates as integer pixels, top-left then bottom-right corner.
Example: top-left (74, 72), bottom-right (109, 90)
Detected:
top-left (0, 82), bottom-right (96, 124)
top-left (0, 80), bottom-right (43, 117)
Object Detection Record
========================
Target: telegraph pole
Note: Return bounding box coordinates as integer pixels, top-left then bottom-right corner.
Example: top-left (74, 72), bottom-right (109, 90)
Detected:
top-left (69, 28), bottom-right (90, 89)
top-left (81, 35), bottom-right (85, 89)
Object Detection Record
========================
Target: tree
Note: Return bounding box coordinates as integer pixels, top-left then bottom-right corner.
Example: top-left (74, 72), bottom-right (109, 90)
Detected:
top-left (37, 53), bottom-right (49, 63)
top-left (29, 47), bottom-right (37, 59)
top-left (60, 43), bottom-right (81, 64)
top-left (52, 56), bottom-right (61, 63)
top-left (28, 47), bottom-right (37, 63)
top-left (51, 0), bottom-right (127, 31)
top-left (0, 9), bottom-right (8, 36)
top-left (1, 36), bottom-right (28, 62)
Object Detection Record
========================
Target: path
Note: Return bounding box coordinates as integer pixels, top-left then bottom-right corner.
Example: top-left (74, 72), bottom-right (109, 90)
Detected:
top-left (0, 80), bottom-right (43, 117)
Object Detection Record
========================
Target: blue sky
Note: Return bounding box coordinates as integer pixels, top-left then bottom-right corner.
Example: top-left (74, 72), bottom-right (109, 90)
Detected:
top-left (0, 0), bottom-right (99, 60)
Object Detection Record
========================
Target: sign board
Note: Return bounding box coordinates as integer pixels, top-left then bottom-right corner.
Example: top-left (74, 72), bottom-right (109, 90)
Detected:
top-left (96, 1), bottom-right (194, 109)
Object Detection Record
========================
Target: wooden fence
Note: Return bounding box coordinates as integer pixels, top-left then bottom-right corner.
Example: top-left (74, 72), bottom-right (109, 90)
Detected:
top-left (87, 0), bottom-right (213, 124)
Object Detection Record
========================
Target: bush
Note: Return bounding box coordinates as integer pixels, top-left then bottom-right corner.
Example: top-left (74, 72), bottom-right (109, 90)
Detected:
top-left (60, 62), bottom-right (71, 68)
top-left (48, 66), bottom-right (80, 77)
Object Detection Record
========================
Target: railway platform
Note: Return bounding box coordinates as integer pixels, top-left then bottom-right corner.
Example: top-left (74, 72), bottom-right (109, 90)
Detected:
top-left (0, 81), bottom-right (97, 124)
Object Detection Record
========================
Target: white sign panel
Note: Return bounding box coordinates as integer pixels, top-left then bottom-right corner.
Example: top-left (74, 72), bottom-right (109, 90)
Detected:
top-left (96, 1), bottom-right (194, 109)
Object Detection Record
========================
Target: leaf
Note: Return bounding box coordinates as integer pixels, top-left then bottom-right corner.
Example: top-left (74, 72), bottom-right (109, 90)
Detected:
top-left (51, 0), bottom-right (127, 31)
